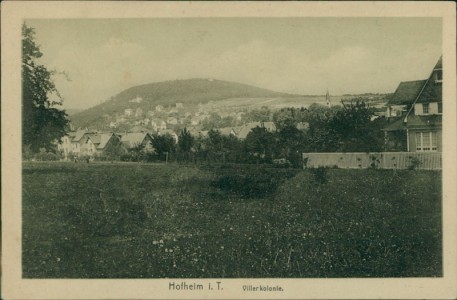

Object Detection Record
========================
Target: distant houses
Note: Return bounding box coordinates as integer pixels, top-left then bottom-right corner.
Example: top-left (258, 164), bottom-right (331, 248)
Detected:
top-left (124, 108), bottom-right (134, 116)
top-left (58, 130), bottom-right (122, 158)
top-left (135, 107), bottom-right (144, 118)
top-left (167, 116), bottom-right (178, 125)
top-left (57, 130), bottom-right (154, 159)
top-left (129, 95), bottom-right (143, 103)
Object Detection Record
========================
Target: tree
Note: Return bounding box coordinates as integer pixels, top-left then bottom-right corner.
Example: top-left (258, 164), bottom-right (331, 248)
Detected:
top-left (103, 136), bottom-right (125, 161)
top-left (244, 126), bottom-right (275, 162)
top-left (328, 100), bottom-right (384, 152)
top-left (178, 128), bottom-right (194, 153)
top-left (273, 107), bottom-right (301, 130)
top-left (207, 129), bottom-right (224, 153)
top-left (275, 125), bottom-right (307, 167)
top-left (22, 24), bottom-right (69, 153)
top-left (243, 106), bottom-right (272, 123)
top-left (151, 133), bottom-right (176, 160)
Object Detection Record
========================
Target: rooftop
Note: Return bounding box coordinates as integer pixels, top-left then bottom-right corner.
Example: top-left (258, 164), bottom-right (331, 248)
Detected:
top-left (387, 80), bottom-right (426, 106)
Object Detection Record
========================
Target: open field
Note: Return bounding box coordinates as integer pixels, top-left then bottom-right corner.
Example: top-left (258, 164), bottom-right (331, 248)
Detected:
top-left (23, 162), bottom-right (442, 278)
top-left (204, 96), bottom-right (341, 110)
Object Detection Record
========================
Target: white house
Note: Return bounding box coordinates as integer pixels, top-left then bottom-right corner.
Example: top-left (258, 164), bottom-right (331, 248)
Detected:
top-left (125, 108), bottom-right (134, 116)
top-left (135, 107), bottom-right (144, 118)
top-left (129, 95), bottom-right (143, 103)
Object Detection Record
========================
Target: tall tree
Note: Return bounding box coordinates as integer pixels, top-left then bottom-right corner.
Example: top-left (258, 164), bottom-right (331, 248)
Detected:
top-left (245, 126), bottom-right (275, 160)
top-left (328, 100), bottom-right (383, 152)
top-left (22, 24), bottom-right (69, 153)
top-left (151, 133), bottom-right (176, 160)
top-left (207, 129), bottom-right (224, 152)
top-left (178, 128), bottom-right (194, 153)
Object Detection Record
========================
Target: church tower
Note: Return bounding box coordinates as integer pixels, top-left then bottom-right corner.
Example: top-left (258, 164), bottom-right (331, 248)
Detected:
top-left (326, 89), bottom-right (331, 108)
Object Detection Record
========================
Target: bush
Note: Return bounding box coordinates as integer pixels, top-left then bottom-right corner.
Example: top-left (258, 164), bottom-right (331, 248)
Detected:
top-left (310, 166), bottom-right (329, 184)
top-left (120, 154), bottom-right (133, 162)
top-left (34, 151), bottom-right (59, 161)
top-left (286, 151), bottom-right (303, 169)
top-left (210, 167), bottom-right (298, 198)
top-left (369, 154), bottom-right (381, 169)
top-left (408, 156), bottom-right (422, 170)
top-left (23, 144), bottom-right (35, 160)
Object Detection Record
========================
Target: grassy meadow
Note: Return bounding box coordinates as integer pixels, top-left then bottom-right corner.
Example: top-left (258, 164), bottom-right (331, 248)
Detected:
top-left (22, 162), bottom-right (442, 278)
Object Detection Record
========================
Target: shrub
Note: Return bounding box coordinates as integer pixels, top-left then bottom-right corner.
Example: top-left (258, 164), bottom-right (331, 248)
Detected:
top-left (310, 166), bottom-right (329, 184)
top-left (120, 154), bottom-right (133, 162)
top-left (408, 156), bottom-right (422, 170)
top-left (369, 155), bottom-right (381, 169)
top-left (287, 151), bottom-right (303, 169)
top-left (210, 167), bottom-right (298, 198)
top-left (23, 144), bottom-right (35, 160)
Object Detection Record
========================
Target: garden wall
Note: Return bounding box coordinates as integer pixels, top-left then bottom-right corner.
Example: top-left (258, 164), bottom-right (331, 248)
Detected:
top-left (303, 152), bottom-right (442, 170)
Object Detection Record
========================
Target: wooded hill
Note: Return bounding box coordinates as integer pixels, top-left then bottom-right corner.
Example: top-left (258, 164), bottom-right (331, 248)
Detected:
top-left (70, 78), bottom-right (304, 128)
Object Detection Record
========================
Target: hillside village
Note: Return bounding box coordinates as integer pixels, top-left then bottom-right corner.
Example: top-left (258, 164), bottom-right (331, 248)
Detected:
top-left (55, 56), bottom-right (442, 165)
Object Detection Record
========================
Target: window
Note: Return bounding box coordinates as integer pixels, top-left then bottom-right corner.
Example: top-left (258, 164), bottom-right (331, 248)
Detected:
top-left (435, 70), bottom-right (442, 82)
top-left (438, 102), bottom-right (443, 114)
top-left (415, 131), bottom-right (438, 152)
top-left (422, 103), bottom-right (429, 114)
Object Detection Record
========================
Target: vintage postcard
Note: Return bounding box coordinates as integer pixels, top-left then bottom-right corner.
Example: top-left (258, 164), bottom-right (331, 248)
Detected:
top-left (2, 1), bottom-right (456, 299)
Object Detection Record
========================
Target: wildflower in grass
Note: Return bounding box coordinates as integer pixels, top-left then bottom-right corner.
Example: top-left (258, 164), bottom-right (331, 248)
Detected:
top-left (153, 241), bottom-right (158, 245)
top-left (159, 239), bottom-right (164, 244)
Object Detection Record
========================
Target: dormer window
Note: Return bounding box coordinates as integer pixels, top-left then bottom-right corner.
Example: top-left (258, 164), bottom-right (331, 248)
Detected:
top-left (435, 69), bottom-right (442, 83)
top-left (422, 103), bottom-right (429, 114)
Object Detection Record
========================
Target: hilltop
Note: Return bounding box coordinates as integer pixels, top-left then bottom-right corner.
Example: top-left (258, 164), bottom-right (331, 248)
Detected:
top-left (70, 78), bottom-right (303, 129)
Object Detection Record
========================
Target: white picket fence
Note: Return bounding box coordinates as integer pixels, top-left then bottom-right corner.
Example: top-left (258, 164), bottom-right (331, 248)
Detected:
top-left (302, 152), bottom-right (442, 170)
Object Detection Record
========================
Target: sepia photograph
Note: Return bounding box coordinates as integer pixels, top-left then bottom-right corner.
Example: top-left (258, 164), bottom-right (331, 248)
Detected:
top-left (2, 1), bottom-right (457, 299)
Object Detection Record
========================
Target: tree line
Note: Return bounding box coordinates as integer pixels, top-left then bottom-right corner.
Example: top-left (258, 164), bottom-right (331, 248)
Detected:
top-left (128, 102), bottom-right (385, 167)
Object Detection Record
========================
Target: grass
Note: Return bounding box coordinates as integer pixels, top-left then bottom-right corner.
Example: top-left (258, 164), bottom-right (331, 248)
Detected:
top-left (22, 162), bottom-right (442, 278)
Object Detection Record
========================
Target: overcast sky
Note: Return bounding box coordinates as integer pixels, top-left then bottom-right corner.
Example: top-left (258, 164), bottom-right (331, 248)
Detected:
top-left (27, 18), bottom-right (442, 110)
